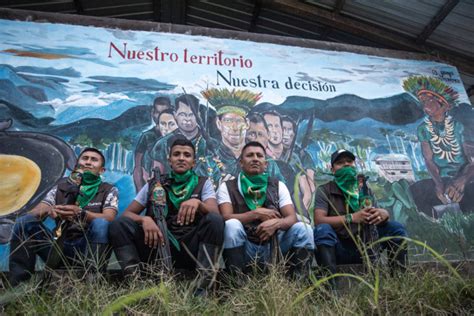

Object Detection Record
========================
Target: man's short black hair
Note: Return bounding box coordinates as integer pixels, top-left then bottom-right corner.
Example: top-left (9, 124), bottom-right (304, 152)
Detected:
top-left (263, 110), bottom-right (281, 118)
top-left (79, 147), bottom-right (106, 167)
top-left (157, 108), bottom-right (175, 122)
top-left (281, 115), bottom-right (296, 130)
top-left (262, 110), bottom-right (283, 126)
top-left (175, 94), bottom-right (199, 113)
top-left (153, 96), bottom-right (171, 107)
top-left (241, 141), bottom-right (266, 158)
top-left (169, 137), bottom-right (196, 158)
top-left (247, 112), bottom-right (269, 131)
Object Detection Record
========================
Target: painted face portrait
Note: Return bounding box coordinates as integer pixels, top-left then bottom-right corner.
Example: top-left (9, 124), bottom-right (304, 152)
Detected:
top-left (419, 93), bottom-right (450, 120)
top-left (263, 113), bottom-right (283, 146)
top-left (174, 101), bottom-right (198, 133)
top-left (282, 120), bottom-right (295, 148)
top-left (152, 103), bottom-right (170, 125)
top-left (159, 112), bottom-right (178, 136)
top-left (217, 112), bottom-right (248, 147)
top-left (246, 121), bottom-right (269, 148)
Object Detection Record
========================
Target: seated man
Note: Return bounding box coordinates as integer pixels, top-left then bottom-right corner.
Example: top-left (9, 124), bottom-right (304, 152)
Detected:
top-left (109, 138), bottom-right (224, 296)
top-left (217, 141), bottom-right (314, 278)
top-left (9, 147), bottom-right (118, 286)
top-left (313, 149), bottom-right (408, 280)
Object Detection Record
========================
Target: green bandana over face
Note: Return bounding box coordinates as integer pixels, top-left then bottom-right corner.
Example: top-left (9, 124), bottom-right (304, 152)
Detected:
top-left (76, 171), bottom-right (102, 208)
top-left (168, 170), bottom-right (199, 210)
top-left (334, 166), bottom-right (359, 213)
top-left (240, 172), bottom-right (269, 210)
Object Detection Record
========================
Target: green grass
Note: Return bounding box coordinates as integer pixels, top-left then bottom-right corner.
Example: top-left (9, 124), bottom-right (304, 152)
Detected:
top-left (1, 265), bottom-right (472, 315)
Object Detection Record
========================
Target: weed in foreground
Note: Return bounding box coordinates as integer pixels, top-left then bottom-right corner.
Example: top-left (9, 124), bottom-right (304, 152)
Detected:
top-left (1, 265), bottom-right (472, 315)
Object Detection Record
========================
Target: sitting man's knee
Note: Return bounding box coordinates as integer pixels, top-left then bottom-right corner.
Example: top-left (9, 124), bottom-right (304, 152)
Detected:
top-left (289, 222), bottom-right (315, 249)
top-left (382, 221), bottom-right (408, 237)
top-left (223, 219), bottom-right (246, 248)
top-left (89, 218), bottom-right (110, 243)
top-left (313, 223), bottom-right (338, 246)
top-left (224, 219), bottom-right (244, 233)
top-left (108, 216), bottom-right (132, 235)
top-left (12, 214), bottom-right (40, 239)
top-left (203, 212), bottom-right (225, 230)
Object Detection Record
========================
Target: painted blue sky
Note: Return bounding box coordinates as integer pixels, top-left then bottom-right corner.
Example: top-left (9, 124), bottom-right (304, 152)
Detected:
top-left (0, 18), bottom-right (471, 120)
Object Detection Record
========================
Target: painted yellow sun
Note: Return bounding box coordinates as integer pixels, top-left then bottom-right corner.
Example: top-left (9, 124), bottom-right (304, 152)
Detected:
top-left (0, 155), bottom-right (41, 216)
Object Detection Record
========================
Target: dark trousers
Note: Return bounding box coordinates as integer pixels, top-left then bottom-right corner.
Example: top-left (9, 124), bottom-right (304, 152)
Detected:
top-left (109, 212), bottom-right (224, 270)
top-left (9, 214), bottom-right (110, 285)
top-left (313, 221), bottom-right (407, 264)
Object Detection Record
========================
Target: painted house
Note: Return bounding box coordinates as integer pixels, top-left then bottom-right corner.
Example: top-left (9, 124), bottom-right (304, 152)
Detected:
top-left (373, 154), bottom-right (415, 183)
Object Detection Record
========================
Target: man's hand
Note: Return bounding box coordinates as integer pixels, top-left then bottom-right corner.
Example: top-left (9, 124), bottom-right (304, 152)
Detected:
top-left (54, 205), bottom-right (82, 221)
top-left (255, 218), bottom-right (280, 242)
top-left (254, 208), bottom-right (281, 222)
top-left (445, 177), bottom-right (466, 203)
top-left (351, 208), bottom-right (371, 224)
top-left (366, 208), bottom-right (389, 225)
top-left (177, 198), bottom-right (201, 226)
top-left (48, 209), bottom-right (58, 219)
top-left (141, 216), bottom-right (164, 248)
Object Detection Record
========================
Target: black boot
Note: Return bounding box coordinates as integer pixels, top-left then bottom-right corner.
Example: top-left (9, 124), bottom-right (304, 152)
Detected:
top-left (288, 247), bottom-right (313, 280)
top-left (223, 246), bottom-right (246, 276)
top-left (194, 243), bottom-right (220, 297)
top-left (315, 245), bottom-right (337, 290)
top-left (388, 244), bottom-right (408, 274)
top-left (86, 243), bottom-right (112, 280)
top-left (113, 244), bottom-right (141, 278)
top-left (8, 239), bottom-right (36, 287)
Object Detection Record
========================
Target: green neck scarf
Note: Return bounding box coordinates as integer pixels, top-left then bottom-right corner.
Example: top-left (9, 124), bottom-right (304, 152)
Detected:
top-left (240, 172), bottom-right (269, 210)
top-left (168, 170), bottom-right (199, 210)
top-left (76, 171), bottom-right (102, 208)
top-left (334, 166), bottom-right (359, 213)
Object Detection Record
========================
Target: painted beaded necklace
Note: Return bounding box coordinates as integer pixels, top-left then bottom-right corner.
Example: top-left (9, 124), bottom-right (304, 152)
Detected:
top-left (425, 115), bottom-right (461, 163)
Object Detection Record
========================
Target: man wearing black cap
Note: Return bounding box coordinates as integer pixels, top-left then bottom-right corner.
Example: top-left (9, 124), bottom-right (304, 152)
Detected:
top-left (313, 149), bottom-right (408, 283)
top-left (9, 147), bottom-right (118, 286)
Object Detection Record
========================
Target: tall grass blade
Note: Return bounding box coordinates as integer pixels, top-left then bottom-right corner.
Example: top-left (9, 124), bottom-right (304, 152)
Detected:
top-left (369, 236), bottom-right (463, 281)
top-left (291, 273), bottom-right (375, 307)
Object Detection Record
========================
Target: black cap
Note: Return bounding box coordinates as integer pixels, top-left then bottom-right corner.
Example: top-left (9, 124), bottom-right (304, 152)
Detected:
top-left (330, 149), bottom-right (356, 166)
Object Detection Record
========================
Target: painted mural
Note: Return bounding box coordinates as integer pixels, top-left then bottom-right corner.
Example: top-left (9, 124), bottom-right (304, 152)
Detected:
top-left (0, 18), bottom-right (473, 268)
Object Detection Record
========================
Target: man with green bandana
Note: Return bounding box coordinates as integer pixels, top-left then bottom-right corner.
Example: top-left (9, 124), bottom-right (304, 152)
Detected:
top-left (109, 138), bottom-right (224, 297)
top-left (9, 147), bottom-right (118, 286)
top-left (218, 141), bottom-right (314, 278)
top-left (313, 149), bottom-right (407, 285)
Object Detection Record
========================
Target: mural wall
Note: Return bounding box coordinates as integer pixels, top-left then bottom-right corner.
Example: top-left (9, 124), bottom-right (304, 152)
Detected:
top-left (0, 18), bottom-right (473, 267)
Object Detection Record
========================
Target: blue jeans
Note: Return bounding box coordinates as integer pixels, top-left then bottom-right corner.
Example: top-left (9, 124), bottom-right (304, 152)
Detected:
top-left (223, 219), bottom-right (315, 265)
top-left (313, 221), bottom-right (407, 264)
top-left (10, 214), bottom-right (109, 267)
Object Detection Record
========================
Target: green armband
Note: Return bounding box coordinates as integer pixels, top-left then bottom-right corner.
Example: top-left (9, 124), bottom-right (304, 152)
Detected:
top-left (345, 213), bottom-right (353, 224)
